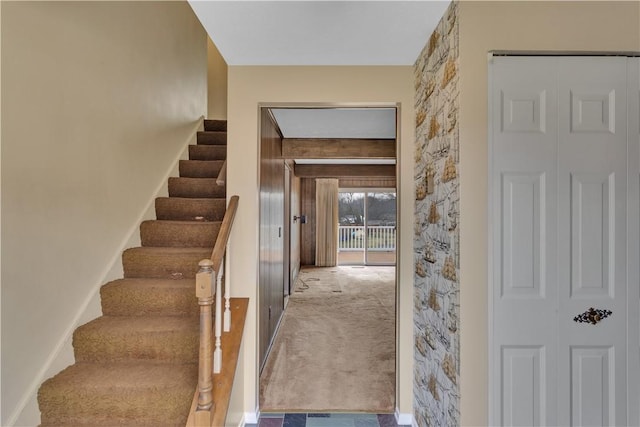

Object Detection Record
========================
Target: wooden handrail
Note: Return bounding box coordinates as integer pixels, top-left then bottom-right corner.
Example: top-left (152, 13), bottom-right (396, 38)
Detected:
top-left (191, 195), bottom-right (239, 426)
top-left (216, 160), bottom-right (226, 186)
top-left (210, 195), bottom-right (238, 273)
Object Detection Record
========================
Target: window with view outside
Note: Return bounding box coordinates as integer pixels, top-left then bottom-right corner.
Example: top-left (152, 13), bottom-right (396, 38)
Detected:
top-left (338, 191), bottom-right (396, 265)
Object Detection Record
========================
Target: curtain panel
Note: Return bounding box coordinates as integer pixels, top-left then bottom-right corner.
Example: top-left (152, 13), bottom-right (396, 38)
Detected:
top-left (315, 178), bottom-right (339, 266)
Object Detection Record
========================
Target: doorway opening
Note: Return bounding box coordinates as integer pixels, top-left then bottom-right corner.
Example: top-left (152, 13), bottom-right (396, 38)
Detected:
top-left (257, 103), bottom-right (399, 413)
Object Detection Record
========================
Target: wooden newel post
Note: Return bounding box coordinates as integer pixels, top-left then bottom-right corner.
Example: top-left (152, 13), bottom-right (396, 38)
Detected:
top-left (195, 259), bottom-right (214, 426)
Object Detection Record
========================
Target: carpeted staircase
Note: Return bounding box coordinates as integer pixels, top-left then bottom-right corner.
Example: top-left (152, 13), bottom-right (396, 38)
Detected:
top-left (38, 119), bottom-right (228, 427)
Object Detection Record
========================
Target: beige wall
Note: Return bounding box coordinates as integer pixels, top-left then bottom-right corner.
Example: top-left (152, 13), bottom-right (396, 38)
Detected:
top-left (208, 37), bottom-right (228, 119)
top-left (1, 2), bottom-right (207, 425)
top-left (227, 66), bottom-right (415, 416)
top-left (458, 1), bottom-right (640, 425)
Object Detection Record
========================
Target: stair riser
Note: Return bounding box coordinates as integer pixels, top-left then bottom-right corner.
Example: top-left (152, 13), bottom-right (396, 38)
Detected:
top-left (189, 144), bottom-right (226, 161)
top-left (197, 131), bottom-right (226, 145)
top-left (100, 281), bottom-right (199, 317)
top-left (167, 178), bottom-right (226, 198)
top-left (179, 160), bottom-right (224, 178)
top-left (39, 378), bottom-right (196, 425)
top-left (122, 249), bottom-right (210, 279)
top-left (73, 329), bottom-right (198, 363)
top-left (204, 119), bottom-right (227, 132)
top-left (155, 197), bottom-right (226, 221)
top-left (40, 401), bottom-right (195, 426)
top-left (140, 221), bottom-right (220, 248)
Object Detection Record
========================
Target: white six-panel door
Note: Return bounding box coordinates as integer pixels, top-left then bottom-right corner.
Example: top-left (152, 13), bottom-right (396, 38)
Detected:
top-left (490, 56), bottom-right (639, 426)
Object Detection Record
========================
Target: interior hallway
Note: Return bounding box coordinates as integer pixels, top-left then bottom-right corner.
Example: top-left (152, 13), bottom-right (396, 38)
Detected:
top-left (259, 266), bottom-right (396, 412)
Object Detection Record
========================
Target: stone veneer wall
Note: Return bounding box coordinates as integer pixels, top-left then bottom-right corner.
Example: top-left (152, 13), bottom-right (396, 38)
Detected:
top-left (413, 1), bottom-right (459, 426)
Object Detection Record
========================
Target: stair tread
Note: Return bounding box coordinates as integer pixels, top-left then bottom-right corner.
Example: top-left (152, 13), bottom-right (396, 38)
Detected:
top-left (156, 196), bottom-right (224, 202)
top-left (203, 119), bottom-right (227, 132)
top-left (181, 159), bottom-right (224, 165)
top-left (40, 361), bottom-right (197, 392)
top-left (101, 278), bottom-right (199, 316)
top-left (188, 144), bottom-right (226, 161)
top-left (39, 362), bottom-right (197, 425)
top-left (179, 160), bottom-right (224, 178)
top-left (169, 177), bottom-right (220, 183)
top-left (122, 247), bottom-right (212, 279)
top-left (103, 277), bottom-right (196, 287)
top-left (140, 220), bottom-right (220, 247)
top-left (124, 246), bottom-right (212, 255)
top-left (167, 177), bottom-right (226, 198)
top-left (142, 219), bottom-right (222, 226)
top-left (76, 315), bottom-right (198, 334)
top-left (73, 315), bottom-right (199, 362)
top-left (196, 131), bottom-right (227, 145)
top-left (155, 197), bottom-right (226, 221)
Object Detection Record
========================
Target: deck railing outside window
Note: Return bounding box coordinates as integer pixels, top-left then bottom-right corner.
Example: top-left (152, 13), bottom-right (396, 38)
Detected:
top-left (338, 225), bottom-right (396, 251)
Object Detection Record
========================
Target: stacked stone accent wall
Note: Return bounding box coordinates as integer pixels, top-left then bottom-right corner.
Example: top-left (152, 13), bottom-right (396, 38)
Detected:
top-left (413, 2), bottom-right (459, 426)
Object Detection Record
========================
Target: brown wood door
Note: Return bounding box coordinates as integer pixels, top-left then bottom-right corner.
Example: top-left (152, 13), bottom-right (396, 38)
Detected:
top-left (259, 108), bottom-right (285, 368)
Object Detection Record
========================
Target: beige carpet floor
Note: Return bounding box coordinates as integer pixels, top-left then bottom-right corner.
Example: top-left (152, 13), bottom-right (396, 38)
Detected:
top-left (259, 266), bottom-right (396, 413)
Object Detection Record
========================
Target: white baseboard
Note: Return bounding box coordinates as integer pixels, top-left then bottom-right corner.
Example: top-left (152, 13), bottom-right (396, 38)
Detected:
top-left (395, 407), bottom-right (413, 426)
top-left (242, 411), bottom-right (259, 425)
top-left (6, 118), bottom-right (202, 427)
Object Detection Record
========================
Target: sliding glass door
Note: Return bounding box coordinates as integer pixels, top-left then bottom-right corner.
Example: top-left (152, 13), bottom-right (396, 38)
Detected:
top-left (338, 190), bottom-right (396, 265)
top-left (365, 192), bottom-right (396, 265)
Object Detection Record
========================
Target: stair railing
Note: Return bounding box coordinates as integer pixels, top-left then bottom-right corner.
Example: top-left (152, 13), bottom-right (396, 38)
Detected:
top-left (194, 195), bottom-right (239, 426)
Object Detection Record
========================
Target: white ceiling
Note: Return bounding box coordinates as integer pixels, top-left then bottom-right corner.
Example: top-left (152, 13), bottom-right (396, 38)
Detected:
top-left (273, 108), bottom-right (398, 165)
top-left (270, 108), bottom-right (396, 139)
top-left (189, 1), bottom-right (450, 66)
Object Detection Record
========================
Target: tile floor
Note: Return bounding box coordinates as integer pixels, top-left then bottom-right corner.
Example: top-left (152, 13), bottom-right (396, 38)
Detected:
top-left (245, 413), bottom-right (410, 427)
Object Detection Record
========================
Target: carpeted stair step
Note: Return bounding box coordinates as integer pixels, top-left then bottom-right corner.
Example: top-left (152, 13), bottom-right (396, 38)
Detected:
top-left (38, 361), bottom-right (197, 426)
top-left (140, 220), bottom-right (221, 248)
top-left (168, 177), bottom-right (225, 198)
top-left (179, 160), bottom-right (224, 178)
top-left (188, 144), bottom-right (226, 161)
top-left (155, 197), bottom-right (226, 221)
top-left (204, 119), bottom-right (227, 132)
top-left (100, 278), bottom-right (199, 317)
top-left (122, 247), bottom-right (211, 279)
top-left (73, 316), bottom-right (198, 363)
top-left (197, 131), bottom-right (226, 145)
